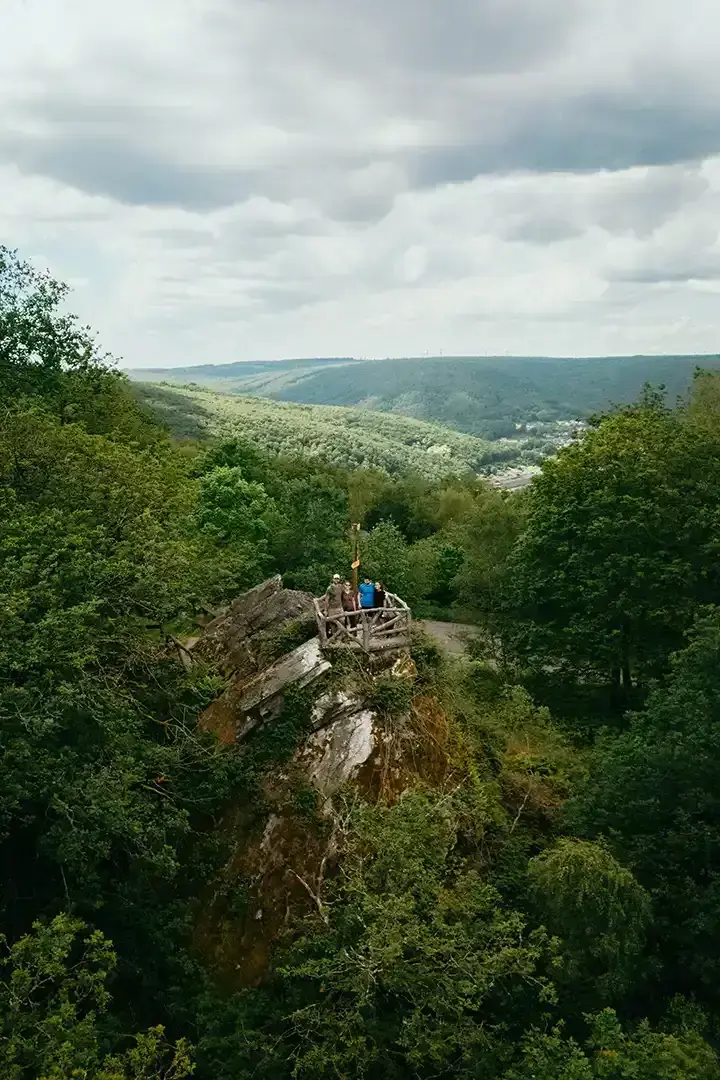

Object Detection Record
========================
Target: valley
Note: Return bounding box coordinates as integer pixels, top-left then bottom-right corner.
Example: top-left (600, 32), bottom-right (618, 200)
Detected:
top-left (128, 352), bottom-right (720, 438)
top-left (132, 380), bottom-right (570, 483)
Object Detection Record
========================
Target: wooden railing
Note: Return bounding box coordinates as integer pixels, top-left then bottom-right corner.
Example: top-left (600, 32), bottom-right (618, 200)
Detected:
top-left (313, 592), bottom-right (412, 653)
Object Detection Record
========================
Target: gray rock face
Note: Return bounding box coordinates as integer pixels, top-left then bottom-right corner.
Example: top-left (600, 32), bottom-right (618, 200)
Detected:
top-left (191, 578), bottom-right (315, 678)
top-left (234, 639), bottom-right (331, 740)
top-left (191, 580), bottom-right (447, 988)
top-left (190, 575), bottom-right (315, 679)
top-left (199, 636), bottom-right (331, 743)
top-left (195, 579), bottom-right (412, 789)
top-left (195, 578), bottom-right (327, 744)
top-left (310, 689), bottom-right (364, 731)
top-left (303, 707), bottom-right (376, 795)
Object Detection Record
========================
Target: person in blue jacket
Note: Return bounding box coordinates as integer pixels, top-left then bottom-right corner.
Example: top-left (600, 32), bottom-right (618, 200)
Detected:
top-left (357, 577), bottom-right (376, 609)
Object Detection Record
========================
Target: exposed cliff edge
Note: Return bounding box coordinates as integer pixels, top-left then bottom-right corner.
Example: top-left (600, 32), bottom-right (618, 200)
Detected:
top-left (184, 577), bottom-right (453, 984)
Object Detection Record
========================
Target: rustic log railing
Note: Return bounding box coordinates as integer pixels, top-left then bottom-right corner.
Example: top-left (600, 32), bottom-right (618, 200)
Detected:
top-left (313, 592), bottom-right (412, 653)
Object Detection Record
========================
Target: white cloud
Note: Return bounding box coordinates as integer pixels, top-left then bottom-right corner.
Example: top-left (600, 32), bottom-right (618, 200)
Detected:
top-left (2, 0), bottom-right (720, 364)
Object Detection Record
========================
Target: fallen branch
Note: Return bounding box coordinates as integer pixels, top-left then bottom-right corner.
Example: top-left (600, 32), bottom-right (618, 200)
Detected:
top-left (288, 868), bottom-right (329, 923)
top-left (166, 634), bottom-right (195, 663)
top-left (509, 789), bottom-right (531, 834)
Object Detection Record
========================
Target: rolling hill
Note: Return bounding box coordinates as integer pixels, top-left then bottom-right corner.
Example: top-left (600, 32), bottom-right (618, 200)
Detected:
top-left (127, 354), bottom-right (720, 439)
top-left (132, 382), bottom-right (539, 481)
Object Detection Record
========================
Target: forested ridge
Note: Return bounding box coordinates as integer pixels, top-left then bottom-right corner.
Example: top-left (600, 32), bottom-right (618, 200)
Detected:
top-left (5, 244), bottom-right (720, 1078)
top-left (131, 381), bottom-right (549, 482)
top-left (129, 352), bottom-right (720, 440)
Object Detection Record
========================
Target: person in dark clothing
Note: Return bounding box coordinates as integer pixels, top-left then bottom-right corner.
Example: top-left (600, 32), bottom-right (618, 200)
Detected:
top-left (342, 580), bottom-right (358, 628)
top-left (374, 581), bottom-right (387, 609)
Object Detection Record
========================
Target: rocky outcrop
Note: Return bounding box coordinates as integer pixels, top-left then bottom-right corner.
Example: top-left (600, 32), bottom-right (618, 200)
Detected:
top-left (310, 688), bottom-right (365, 730)
top-left (302, 706), bottom-right (376, 795)
top-left (193, 577), bottom-right (324, 744)
top-left (192, 578), bottom-right (452, 986)
top-left (191, 575), bottom-right (315, 680)
top-left (204, 638), bottom-right (332, 743)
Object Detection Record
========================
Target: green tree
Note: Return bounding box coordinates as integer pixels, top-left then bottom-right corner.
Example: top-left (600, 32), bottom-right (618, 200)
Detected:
top-left (686, 368), bottom-right (720, 436)
top-left (0, 915), bottom-right (193, 1079)
top-left (504, 394), bottom-right (720, 691)
top-left (362, 519), bottom-right (415, 601)
top-left (363, 473), bottom-right (437, 542)
top-left (504, 1010), bottom-right (719, 1079)
top-left (198, 465), bottom-right (275, 545)
top-left (529, 839), bottom-right (651, 1008)
top-left (196, 465), bottom-right (277, 586)
top-left (0, 403), bottom-right (236, 1024)
top-left (407, 534), bottom-right (443, 603)
top-left (268, 471), bottom-right (349, 588)
top-left (451, 485), bottom-right (527, 612)
top-left (195, 438), bottom-right (352, 591)
top-left (1, 246), bottom-right (102, 399)
top-left (270, 793), bottom-right (556, 1079)
top-left (0, 246), bottom-right (166, 448)
top-left (0, 404), bottom-right (209, 637)
top-left (571, 608), bottom-right (720, 1003)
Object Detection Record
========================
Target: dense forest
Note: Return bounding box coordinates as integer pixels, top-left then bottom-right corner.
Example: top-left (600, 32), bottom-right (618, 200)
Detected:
top-left (6, 243), bottom-right (720, 1078)
top-left (132, 381), bottom-right (550, 482)
top-left (129, 353), bottom-right (720, 440)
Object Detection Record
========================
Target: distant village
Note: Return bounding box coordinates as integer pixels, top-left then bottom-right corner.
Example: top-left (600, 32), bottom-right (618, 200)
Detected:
top-left (487, 418), bottom-right (588, 490)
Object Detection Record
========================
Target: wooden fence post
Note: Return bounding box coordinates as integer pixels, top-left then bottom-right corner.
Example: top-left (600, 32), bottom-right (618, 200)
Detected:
top-left (361, 611), bottom-right (370, 652)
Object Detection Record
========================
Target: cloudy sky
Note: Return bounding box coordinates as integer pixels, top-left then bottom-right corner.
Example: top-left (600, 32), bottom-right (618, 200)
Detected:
top-left (3, 0), bottom-right (720, 367)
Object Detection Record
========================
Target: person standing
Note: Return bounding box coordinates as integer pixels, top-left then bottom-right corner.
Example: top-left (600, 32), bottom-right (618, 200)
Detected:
top-left (342, 580), bottom-right (358, 628)
top-left (324, 573), bottom-right (344, 636)
top-left (357, 577), bottom-right (375, 611)
top-left (324, 574), bottom-right (344, 614)
top-left (374, 581), bottom-right (387, 609)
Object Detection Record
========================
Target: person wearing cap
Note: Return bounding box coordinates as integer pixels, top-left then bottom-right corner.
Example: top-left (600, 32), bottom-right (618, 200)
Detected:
top-left (324, 574), bottom-right (345, 636)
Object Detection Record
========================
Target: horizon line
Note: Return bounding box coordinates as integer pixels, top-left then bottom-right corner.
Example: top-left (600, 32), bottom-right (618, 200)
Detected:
top-left (124, 351), bottom-right (720, 373)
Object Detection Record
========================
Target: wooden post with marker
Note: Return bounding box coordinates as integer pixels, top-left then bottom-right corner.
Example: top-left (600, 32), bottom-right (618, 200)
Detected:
top-left (351, 522), bottom-right (361, 593)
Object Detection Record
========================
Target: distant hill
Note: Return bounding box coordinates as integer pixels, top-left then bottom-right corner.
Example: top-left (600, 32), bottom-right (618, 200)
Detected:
top-left (127, 354), bottom-right (720, 439)
top-left (127, 357), bottom-right (357, 398)
top-left (132, 382), bottom-right (535, 481)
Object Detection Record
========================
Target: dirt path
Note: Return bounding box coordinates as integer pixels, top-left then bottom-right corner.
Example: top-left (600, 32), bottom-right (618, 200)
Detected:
top-left (417, 620), bottom-right (480, 656)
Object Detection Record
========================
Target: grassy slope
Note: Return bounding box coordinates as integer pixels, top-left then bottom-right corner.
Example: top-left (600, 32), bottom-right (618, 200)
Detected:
top-left (129, 354), bottom-right (720, 439)
top-left (133, 382), bottom-right (511, 480)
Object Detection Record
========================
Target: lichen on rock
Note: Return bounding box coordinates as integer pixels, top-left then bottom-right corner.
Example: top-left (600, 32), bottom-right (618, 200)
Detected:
top-left (193, 577), bottom-right (325, 744)
top-left (190, 575), bottom-right (315, 680)
top-left (302, 706), bottom-right (376, 796)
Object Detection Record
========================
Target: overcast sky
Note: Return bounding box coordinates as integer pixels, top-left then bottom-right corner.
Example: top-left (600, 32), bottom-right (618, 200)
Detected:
top-left (3, 0), bottom-right (720, 367)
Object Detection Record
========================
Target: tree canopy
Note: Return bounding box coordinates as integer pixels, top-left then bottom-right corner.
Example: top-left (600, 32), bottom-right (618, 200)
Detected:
top-left (503, 390), bottom-right (720, 690)
top-left (5, 246), bottom-right (720, 1077)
